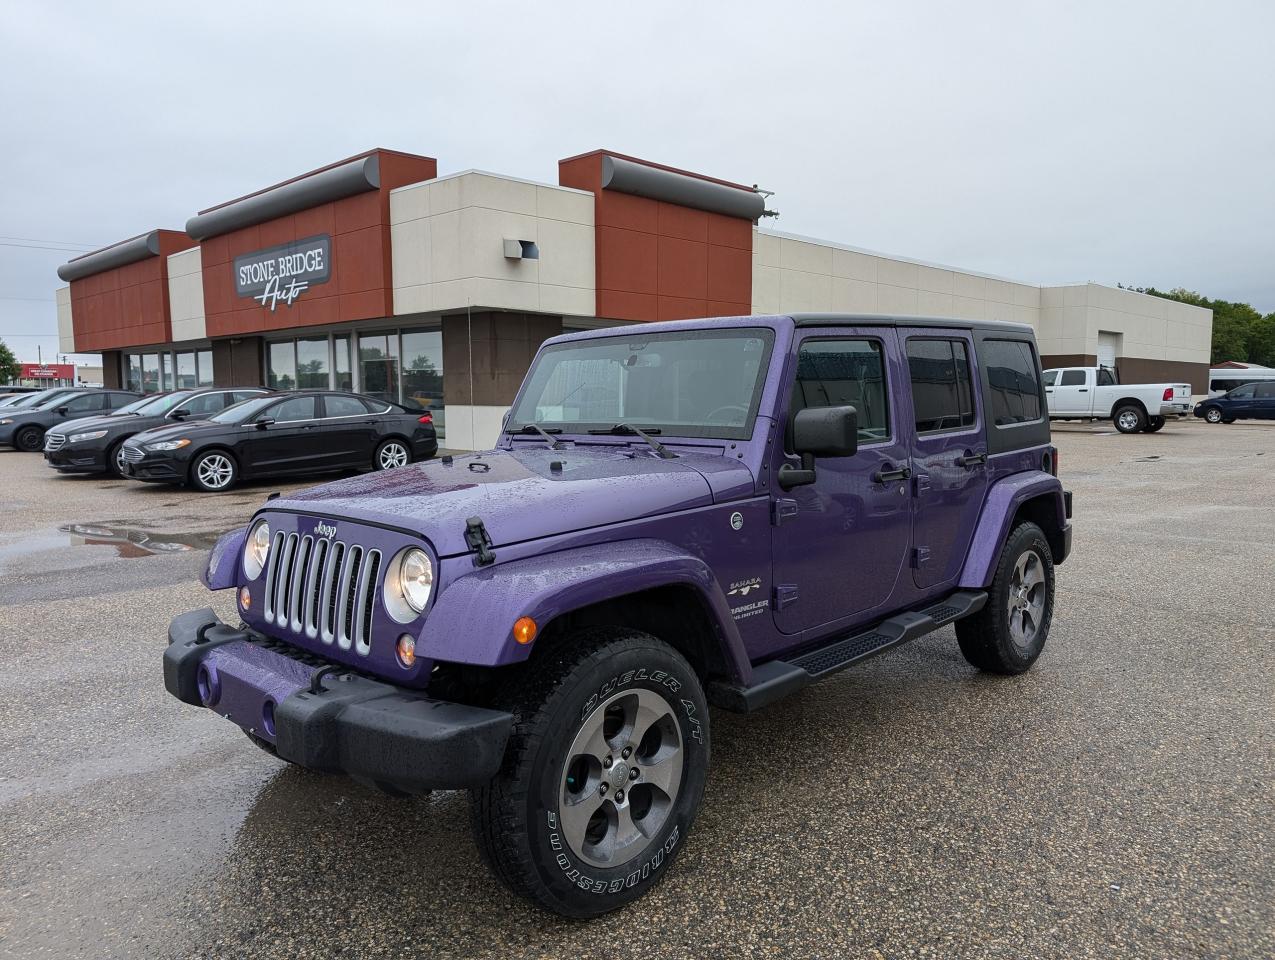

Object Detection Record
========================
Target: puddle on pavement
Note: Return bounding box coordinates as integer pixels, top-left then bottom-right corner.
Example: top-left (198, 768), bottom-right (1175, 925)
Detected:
top-left (0, 523), bottom-right (227, 567)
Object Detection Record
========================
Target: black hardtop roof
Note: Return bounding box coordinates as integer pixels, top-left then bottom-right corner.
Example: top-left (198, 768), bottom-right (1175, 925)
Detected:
top-left (790, 313), bottom-right (1036, 336)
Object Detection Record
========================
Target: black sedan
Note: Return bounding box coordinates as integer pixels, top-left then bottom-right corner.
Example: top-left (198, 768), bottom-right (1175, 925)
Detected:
top-left (119, 390), bottom-right (438, 491)
top-left (0, 389), bottom-right (140, 451)
top-left (44, 387), bottom-right (271, 475)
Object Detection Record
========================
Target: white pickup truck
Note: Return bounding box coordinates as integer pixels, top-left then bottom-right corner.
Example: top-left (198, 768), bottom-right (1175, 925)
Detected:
top-left (1043, 366), bottom-right (1193, 433)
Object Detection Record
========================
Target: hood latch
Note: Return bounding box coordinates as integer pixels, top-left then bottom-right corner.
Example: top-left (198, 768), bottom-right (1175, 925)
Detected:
top-left (464, 516), bottom-right (496, 567)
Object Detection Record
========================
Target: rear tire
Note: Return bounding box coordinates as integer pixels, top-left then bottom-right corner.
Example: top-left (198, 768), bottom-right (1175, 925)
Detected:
top-left (373, 438), bottom-right (411, 470)
top-left (1144, 416), bottom-right (1166, 432)
top-left (1113, 405), bottom-right (1145, 433)
top-left (190, 450), bottom-right (238, 492)
top-left (956, 522), bottom-right (1055, 674)
top-left (14, 425), bottom-right (44, 452)
top-left (470, 628), bottom-right (709, 917)
top-left (1204, 407), bottom-right (1223, 424)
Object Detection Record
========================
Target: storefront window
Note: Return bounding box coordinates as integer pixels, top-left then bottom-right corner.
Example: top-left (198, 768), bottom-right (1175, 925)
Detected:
top-left (268, 341), bottom-right (297, 390)
top-left (159, 353), bottom-right (172, 390)
top-left (296, 338), bottom-right (329, 389)
top-left (125, 354), bottom-right (144, 393)
top-left (401, 328), bottom-right (444, 438)
top-left (176, 352), bottom-right (197, 388)
top-left (197, 350), bottom-right (214, 386)
top-left (142, 354), bottom-right (161, 393)
top-left (359, 332), bottom-right (399, 403)
top-left (334, 336), bottom-right (352, 391)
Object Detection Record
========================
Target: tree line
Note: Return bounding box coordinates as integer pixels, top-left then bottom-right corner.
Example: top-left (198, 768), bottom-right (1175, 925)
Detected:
top-left (1120, 286), bottom-right (1275, 366)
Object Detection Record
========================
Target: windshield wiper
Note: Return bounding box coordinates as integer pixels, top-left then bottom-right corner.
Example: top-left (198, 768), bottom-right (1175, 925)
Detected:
top-left (509, 422), bottom-right (564, 449)
top-left (587, 423), bottom-right (677, 459)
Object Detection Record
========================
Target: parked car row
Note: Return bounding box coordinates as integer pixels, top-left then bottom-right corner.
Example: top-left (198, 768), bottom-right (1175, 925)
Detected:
top-left (1, 386), bottom-right (438, 491)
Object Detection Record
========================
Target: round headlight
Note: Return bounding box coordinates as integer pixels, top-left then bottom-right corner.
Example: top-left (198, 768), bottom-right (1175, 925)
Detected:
top-left (384, 547), bottom-right (433, 623)
top-left (243, 520), bottom-right (271, 580)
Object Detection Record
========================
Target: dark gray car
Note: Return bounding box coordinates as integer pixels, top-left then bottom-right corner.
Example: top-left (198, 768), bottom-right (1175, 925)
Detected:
top-left (0, 389), bottom-right (140, 451)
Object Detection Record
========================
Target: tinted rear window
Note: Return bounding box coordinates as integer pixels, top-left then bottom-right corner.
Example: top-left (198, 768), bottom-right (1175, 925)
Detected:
top-left (981, 340), bottom-right (1043, 426)
top-left (906, 338), bottom-right (975, 434)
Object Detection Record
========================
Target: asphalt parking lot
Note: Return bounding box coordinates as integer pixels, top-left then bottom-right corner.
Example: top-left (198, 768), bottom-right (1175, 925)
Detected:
top-left (1, 420), bottom-right (1272, 960)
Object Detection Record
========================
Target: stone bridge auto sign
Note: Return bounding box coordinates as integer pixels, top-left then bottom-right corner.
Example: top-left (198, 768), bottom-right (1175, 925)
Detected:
top-left (233, 235), bottom-right (331, 311)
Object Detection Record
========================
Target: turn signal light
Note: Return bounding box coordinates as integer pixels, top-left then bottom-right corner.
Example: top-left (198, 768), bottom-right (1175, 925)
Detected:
top-left (1162, 387), bottom-right (1173, 401)
top-left (418, 413), bottom-right (433, 424)
top-left (239, 586), bottom-right (251, 609)
top-left (397, 633), bottom-right (416, 668)
top-left (513, 617), bottom-right (538, 645)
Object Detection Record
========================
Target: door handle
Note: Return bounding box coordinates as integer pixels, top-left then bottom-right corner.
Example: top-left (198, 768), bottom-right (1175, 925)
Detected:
top-left (1078, 388), bottom-right (1088, 392)
top-left (872, 464), bottom-right (911, 483)
top-left (955, 452), bottom-right (988, 467)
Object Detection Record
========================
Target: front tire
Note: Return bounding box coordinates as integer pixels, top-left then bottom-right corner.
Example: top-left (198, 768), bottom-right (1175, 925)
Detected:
top-left (107, 440), bottom-right (128, 476)
top-left (1144, 416), bottom-right (1166, 432)
top-left (1204, 407), bottom-right (1223, 424)
top-left (956, 522), bottom-right (1055, 674)
top-left (471, 628), bottom-right (709, 917)
top-left (14, 425), bottom-right (44, 452)
top-left (1113, 404), bottom-right (1145, 433)
top-left (190, 450), bottom-right (238, 492)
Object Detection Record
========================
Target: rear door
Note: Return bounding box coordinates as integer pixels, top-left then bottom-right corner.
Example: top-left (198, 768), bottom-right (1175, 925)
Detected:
top-left (319, 394), bottom-right (380, 467)
top-left (241, 395), bottom-right (321, 475)
top-left (1050, 368), bottom-right (1091, 415)
top-left (902, 331), bottom-right (989, 589)
top-left (1224, 383), bottom-right (1258, 419)
top-left (1255, 382), bottom-right (1275, 419)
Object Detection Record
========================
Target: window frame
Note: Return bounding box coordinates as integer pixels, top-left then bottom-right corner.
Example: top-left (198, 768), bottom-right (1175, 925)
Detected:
top-left (1059, 369), bottom-right (1087, 386)
top-left (789, 333), bottom-right (894, 450)
top-left (972, 333), bottom-right (1049, 455)
top-left (261, 395), bottom-right (318, 424)
top-left (903, 335), bottom-right (979, 438)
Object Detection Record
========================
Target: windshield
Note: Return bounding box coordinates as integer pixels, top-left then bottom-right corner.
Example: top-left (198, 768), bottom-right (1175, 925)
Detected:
top-left (128, 391), bottom-right (193, 415)
top-left (10, 389), bottom-right (66, 410)
top-left (35, 391), bottom-right (83, 410)
top-left (209, 395), bottom-right (277, 424)
top-left (508, 328), bottom-right (775, 440)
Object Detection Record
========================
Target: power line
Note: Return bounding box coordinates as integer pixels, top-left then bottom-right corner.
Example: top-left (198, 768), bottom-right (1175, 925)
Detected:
top-left (0, 241), bottom-right (96, 253)
top-left (0, 235), bottom-right (101, 249)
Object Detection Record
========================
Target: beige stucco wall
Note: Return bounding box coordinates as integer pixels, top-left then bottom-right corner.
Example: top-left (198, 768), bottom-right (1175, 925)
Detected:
top-left (752, 228), bottom-right (1212, 367)
top-left (167, 246), bottom-right (207, 342)
top-left (391, 172), bottom-right (595, 318)
top-left (56, 286), bottom-right (75, 353)
top-left (1039, 283), bottom-right (1212, 363)
top-left (752, 229), bottom-right (1041, 327)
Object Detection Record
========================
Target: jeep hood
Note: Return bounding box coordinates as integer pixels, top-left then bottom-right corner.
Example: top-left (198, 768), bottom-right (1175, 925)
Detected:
top-left (269, 445), bottom-right (751, 557)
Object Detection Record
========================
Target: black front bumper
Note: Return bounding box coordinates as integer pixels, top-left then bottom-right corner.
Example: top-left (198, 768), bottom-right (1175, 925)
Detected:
top-left (45, 446), bottom-right (108, 472)
top-left (164, 608), bottom-right (513, 792)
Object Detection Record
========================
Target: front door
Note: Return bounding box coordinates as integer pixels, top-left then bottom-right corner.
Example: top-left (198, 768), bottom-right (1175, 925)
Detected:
top-left (243, 395), bottom-right (321, 476)
top-left (770, 329), bottom-right (914, 636)
top-left (900, 331), bottom-right (989, 589)
top-left (1049, 368), bottom-right (1090, 416)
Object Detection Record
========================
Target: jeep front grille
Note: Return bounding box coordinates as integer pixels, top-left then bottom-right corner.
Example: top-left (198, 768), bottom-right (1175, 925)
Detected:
top-left (44, 433), bottom-right (66, 452)
top-left (263, 532), bottom-right (381, 655)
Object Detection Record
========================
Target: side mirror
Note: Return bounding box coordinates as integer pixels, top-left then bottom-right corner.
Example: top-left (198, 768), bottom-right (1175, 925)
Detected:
top-left (255, 418), bottom-right (275, 430)
top-left (169, 408), bottom-right (189, 419)
top-left (779, 405), bottom-right (858, 489)
top-left (56, 406), bottom-right (69, 416)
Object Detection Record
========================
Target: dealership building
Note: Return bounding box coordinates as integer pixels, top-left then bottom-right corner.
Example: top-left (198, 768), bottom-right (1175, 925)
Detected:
top-left (55, 147), bottom-right (1214, 449)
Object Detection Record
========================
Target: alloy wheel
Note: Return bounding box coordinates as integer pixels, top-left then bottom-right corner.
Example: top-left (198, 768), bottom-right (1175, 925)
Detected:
top-left (1117, 410), bottom-right (1139, 431)
top-left (114, 445), bottom-right (128, 475)
top-left (1006, 549), bottom-right (1046, 652)
top-left (1205, 408), bottom-right (1222, 423)
top-left (559, 688), bottom-right (684, 869)
top-left (378, 442), bottom-right (409, 469)
top-left (196, 454), bottom-right (234, 490)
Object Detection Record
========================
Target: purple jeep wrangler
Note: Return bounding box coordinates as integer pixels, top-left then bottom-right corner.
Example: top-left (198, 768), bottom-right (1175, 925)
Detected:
top-left (165, 314), bottom-right (1071, 916)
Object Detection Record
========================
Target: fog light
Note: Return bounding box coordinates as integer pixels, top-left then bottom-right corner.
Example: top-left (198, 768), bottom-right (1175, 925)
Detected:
top-left (239, 586), bottom-right (251, 609)
top-left (513, 616), bottom-right (537, 645)
top-left (397, 634), bottom-right (416, 668)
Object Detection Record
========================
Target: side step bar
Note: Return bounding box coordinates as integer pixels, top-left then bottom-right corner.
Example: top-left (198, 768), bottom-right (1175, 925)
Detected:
top-left (708, 589), bottom-right (987, 713)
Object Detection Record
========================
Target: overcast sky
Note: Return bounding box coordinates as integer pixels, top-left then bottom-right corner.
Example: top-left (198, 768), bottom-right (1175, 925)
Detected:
top-left (2, 0), bottom-right (1272, 366)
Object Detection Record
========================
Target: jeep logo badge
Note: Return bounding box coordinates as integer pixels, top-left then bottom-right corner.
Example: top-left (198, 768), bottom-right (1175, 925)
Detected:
top-left (730, 512), bottom-right (744, 531)
top-left (315, 521), bottom-right (337, 538)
